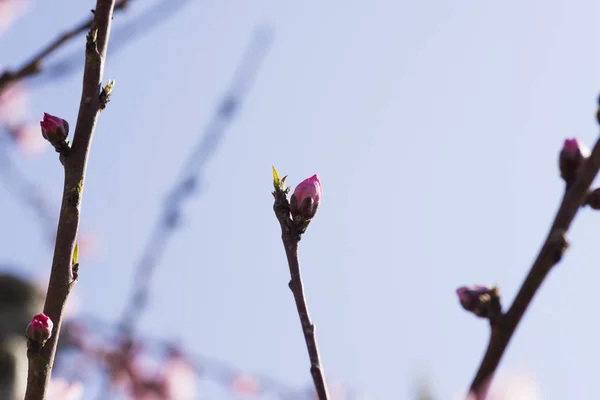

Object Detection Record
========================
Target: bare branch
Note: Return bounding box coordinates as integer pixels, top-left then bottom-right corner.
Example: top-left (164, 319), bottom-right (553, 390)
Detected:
top-left (23, 1), bottom-right (116, 399)
top-left (468, 118), bottom-right (600, 397)
top-left (0, 0), bottom-right (130, 95)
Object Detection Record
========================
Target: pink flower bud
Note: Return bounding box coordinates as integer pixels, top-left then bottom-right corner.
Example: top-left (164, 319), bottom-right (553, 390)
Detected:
top-left (47, 379), bottom-right (84, 400)
top-left (26, 312), bottom-right (53, 343)
top-left (559, 137), bottom-right (590, 187)
top-left (290, 174), bottom-right (322, 221)
top-left (456, 285), bottom-right (501, 320)
top-left (40, 112), bottom-right (69, 145)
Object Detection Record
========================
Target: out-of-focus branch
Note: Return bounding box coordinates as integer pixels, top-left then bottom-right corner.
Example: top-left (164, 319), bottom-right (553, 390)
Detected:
top-left (0, 0), bottom-right (131, 95)
top-left (116, 26), bottom-right (273, 337)
top-left (468, 111), bottom-right (600, 397)
top-left (39, 0), bottom-right (191, 85)
top-left (23, 1), bottom-right (116, 399)
top-left (92, 26), bottom-right (272, 399)
top-left (61, 315), bottom-right (362, 399)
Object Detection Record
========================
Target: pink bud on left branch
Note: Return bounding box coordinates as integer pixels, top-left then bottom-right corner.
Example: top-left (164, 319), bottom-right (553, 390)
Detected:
top-left (40, 112), bottom-right (69, 153)
top-left (26, 312), bottom-right (53, 346)
top-left (290, 174), bottom-right (322, 221)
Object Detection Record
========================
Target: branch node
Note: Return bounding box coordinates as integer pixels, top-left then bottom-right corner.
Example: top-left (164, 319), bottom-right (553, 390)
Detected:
top-left (584, 188), bottom-right (600, 209)
top-left (99, 79), bottom-right (115, 110)
top-left (86, 27), bottom-right (99, 53)
top-left (72, 263), bottom-right (80, 283)
top-left (457, 285), bottom-right (503, 322)
top-left (68, 180), bottom-right (84, 208)
top-left (548, 228), bottom-right (569, 264)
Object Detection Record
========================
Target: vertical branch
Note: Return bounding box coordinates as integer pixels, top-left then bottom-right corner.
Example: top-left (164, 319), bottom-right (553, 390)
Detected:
top-left (272, 183), bottom-right (329, 400)
top-left (24, 1), bottom-right (116, 399)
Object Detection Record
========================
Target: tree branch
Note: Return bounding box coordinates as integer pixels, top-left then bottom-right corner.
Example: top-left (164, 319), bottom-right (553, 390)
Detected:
top-left (23, 1), bottom-right (116, 399)
top-left (468, 131), bottom-right (600, 397)
top-left (0, 0), bottom-right (129, 95)
top-left (272, 188), bottom-right (329, 400)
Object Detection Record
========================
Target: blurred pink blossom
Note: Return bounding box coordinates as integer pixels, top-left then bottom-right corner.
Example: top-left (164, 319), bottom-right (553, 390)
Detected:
top-left (47, 379), bottom-right (84, 400)
top-left (108, 348), bottom-right (197, 400)
top-left (328, 382), bottom-right (347, 400)
top-left (161, 355), bottom-right (197, 399)
top-left (8, 122), bottom-right (46, 156)
top-left (462, 370), bottom-right (540, 400)
top-left (231, 373), bottom-right (260, 396)
top-left (77, 231), bottom-right (100, 260)
top-left (0, 82), bottom-right (30, 125)
top-left (0, 0), bottom-right (29, 34)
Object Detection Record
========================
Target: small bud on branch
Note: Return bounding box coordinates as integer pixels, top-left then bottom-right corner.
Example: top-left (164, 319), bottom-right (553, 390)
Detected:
top-left (99, 79), bottom-right (115, 110)
top-left (40, 112), bottom-right (70, 154)
top-left (26, 313), bottom-right (54, 347)
top-left (456, 285), bottom-right (502, 322)
top-left (559, 137), bottom-right (590, 188)
top-left (584, 188), bottom-right (600, 210)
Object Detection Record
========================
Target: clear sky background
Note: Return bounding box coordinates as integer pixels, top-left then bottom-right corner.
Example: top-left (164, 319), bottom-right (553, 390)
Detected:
top-left (1, 0), bottom-right (600, 399)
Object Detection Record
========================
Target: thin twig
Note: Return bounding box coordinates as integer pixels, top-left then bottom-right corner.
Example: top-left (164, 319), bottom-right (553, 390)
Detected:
top-left (468, 130), bottom-right (600, 397)
top-left (0, 0), bottom-right (130, 95)
top-left (23, 1), bottom-right (116, 399)
top-left (272, 188), bottom-right (329, 400)
top-left (39, 0), bottom-right (191, 85)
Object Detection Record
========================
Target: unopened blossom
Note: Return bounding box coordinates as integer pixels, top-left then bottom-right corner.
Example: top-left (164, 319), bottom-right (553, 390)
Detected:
top-left (26, 312), bottom-right (53, 343)
top-left (559, 137), bottom-right (590, 186)
top-left (290, 174), bottom-right (322, 221)
top-left (40, 112), bottom-right (69, 149)
top-left (456, 285), bottom-right (501, 319)
top-left (0, 0), bottom-right (29, 34)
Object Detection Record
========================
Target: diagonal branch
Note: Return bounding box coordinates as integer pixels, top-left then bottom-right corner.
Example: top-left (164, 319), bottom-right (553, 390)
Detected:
top-left (23, 1), bottom-right (116, 399)
top-left (38, 0), bottom-right (191, 86)
top-left (468, 129), bottom-right (600, 397)
top-left (0, 0), bottom-right (130, 95)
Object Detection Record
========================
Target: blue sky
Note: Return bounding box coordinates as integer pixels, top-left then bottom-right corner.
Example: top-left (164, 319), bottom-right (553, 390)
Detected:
top-left (1, 0), bottom-right (600, 398)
